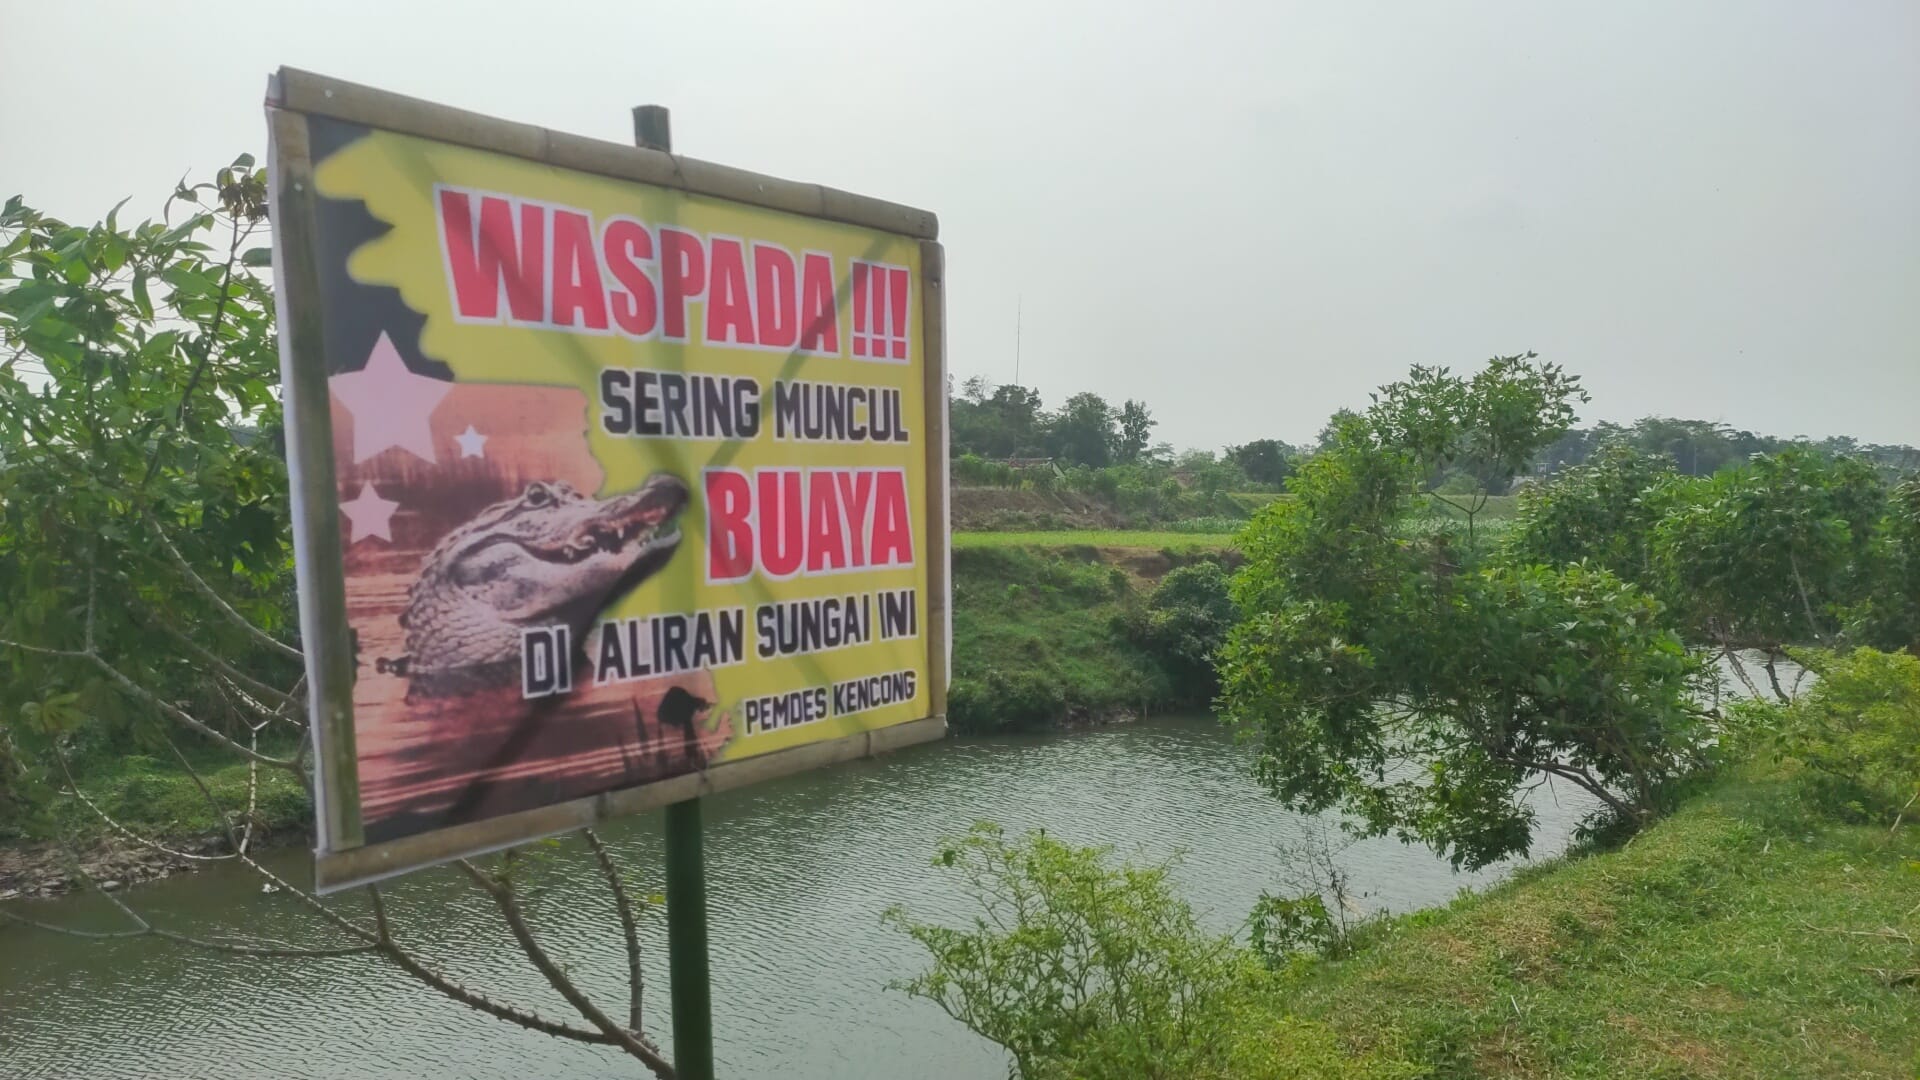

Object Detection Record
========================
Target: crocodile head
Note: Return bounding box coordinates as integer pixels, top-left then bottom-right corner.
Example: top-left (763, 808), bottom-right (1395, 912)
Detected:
top-left (399, 473), bottom-right (689, 693)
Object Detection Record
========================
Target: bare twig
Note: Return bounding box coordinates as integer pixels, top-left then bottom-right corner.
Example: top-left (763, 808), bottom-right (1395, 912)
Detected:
top-left (0, 906), bottom-right (376, 959)
top-left (1787, 549), bottom-right (1828, 645)
top-left (1718, 639), bottom-right (1763, 701)
top-left (141, 510), bottom-right (303, 665)
top-left (585, 828), bottom-right (647, 1033)
top-left (151, 614), bottom-right (295, 708)
top-left (0, 636), bottom-right (83, 659)
top-left (239, 728), bottom-right (260, 855)
top-left (162, 733), bottom-right (246, 854)
top-left (363, 900), bottom-right (617, 1047)
top-left (19, 735), bottom-right (655, 1060)
top-left (85, 646), bottom-right (296, 769)
top-left (0, 909), bottom-right (149, 939)
top-left (165, 762), bottom-right (630, 1050)
top-left (459, 859), bottom-right (675, 1078)
top-left (0, 631), bottom-right (293, 770)
top-left (1802, 923), bottom-right (1915, 946)
top-left (84, 564), bottom-right (97, 652)
top-left (1762, 653), bottom-right (1792, 705)
top-left (21, 851), bottom-right (377, 961)
top-left (369, 885), bottom-right (393, 942)
top-left (1891, 790), bottom-right (1918, 838)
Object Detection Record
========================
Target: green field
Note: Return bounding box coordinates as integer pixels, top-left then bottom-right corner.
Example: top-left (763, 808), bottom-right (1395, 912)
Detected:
top-left (1230, 491), bottom-right (1288, 510)
top-left (953, 529), bottom-right (1237, 551)
top-left (1231, 491), bottom-right (1523, 520)
top-left (1239, 762), bottom-right (1920, 1078)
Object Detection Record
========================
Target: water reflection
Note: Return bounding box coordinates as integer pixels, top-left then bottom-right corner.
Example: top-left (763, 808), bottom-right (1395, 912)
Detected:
top-left (0, 716), bottom-right (1596, 1079)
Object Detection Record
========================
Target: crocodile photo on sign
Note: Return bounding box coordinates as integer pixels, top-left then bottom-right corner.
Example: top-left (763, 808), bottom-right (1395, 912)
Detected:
top-left (398, 473), bottom-right (690, 698)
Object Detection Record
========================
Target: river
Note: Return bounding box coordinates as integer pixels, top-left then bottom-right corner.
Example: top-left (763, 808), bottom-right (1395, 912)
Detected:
top-left (0, 715), bottom-right (1598, 1079)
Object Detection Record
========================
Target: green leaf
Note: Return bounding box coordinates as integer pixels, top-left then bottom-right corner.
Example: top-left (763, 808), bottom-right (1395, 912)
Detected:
top-left (241, 247), bottom-right (273, 268)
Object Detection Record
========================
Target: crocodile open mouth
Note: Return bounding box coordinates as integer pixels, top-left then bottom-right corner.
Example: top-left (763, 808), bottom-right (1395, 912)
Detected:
top-left (526, 476), bottom-right (689, 565)
top-left (540, 514), bottom-right (679, 564)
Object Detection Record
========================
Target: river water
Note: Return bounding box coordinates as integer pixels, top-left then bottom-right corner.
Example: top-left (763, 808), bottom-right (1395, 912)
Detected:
top-left (1, 715), bottom-right (1598, 1079)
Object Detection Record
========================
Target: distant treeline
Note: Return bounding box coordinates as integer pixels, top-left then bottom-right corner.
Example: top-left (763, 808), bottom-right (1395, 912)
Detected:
top-left (950, 376), bottom-right (1920, 494)
top-left (1535, 417), bottom-right (1920, 481)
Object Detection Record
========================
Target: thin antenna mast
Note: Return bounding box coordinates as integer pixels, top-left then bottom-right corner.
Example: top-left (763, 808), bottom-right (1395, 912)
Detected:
top-left (1014, 295), bottom-right (1023, 386)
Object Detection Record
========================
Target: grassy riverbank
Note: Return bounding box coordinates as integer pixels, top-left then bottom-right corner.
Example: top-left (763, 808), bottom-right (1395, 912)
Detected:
top-left (1226, 763), bottom-right (1920, 1079)
top-left (948, 544), bottom-right (1219, 732)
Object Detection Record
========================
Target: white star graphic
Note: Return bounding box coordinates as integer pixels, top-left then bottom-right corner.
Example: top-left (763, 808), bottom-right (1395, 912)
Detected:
top-left (328, 332), bottom-right (451, 464)
top-left (339, 482), bottom-right (400, 544)
top-left (455, 424), bottom-right (488, 459)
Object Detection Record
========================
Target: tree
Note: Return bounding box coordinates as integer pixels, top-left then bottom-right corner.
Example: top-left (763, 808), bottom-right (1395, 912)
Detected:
top-left (1219, 361), bottom-right (1709, 868)
top-left (951, 379), bottom-right (1048, 460)
top-left (1368, 352), bottom-right (1587, 512)
top-left (1314, 408), bottom-right (1362, 453)
top-left (1622, 417), bottom-right (1740, 476)
top-left (1046, 392), bottom-right (1117, 468)
top-left (1652, 449), bottom-right (1885, 698)
top-left (1224, 439), bottom-right (1297, 488)
top-left (1116, 399), bottom-right (1154, 465)
top-left (1505, 444), bottom-right (1683, 585)
top-left (1, 173), bottom-right (677, 1076)
top-left (1848, 477), bottom-right (1920, 652)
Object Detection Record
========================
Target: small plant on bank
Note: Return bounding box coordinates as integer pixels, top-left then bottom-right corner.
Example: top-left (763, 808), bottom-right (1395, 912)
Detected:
top-left (885, 823), bottom-right (1409, 1080)
top-left (1119, 560), bottom-right (1236, 704)
top-left (1733, 646), bottom-right (1920, 828)
top-left (1248, 824), bottom-right (1376, 967)
top-left (884, 823), bottom-right (1246, 1080)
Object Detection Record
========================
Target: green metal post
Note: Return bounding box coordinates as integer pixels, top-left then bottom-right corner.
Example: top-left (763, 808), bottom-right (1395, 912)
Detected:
top-left (636, 102), bottom-right (712, 1080)
top-left (664, 797), bottom-right (713, 1080)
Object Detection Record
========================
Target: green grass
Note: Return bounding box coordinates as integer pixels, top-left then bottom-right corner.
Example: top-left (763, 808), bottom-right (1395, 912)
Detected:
top-left (954, 529), bottom-right (1238, 551)
top-left (1242, 764), bottom-right (1920, 1078)
top-left (44, 746), bottom-right (311, 845)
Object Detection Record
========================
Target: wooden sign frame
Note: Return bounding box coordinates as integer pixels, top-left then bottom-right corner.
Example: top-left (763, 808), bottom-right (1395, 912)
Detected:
top-left (266, 68), bottom-right (949, 893)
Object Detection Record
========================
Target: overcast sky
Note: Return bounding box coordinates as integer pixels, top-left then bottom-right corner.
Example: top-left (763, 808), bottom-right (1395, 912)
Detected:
top-left (4, 0), bottom-right (1915, 449)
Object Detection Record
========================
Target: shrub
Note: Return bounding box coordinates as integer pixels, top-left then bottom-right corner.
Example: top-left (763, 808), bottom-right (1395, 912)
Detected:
top-left (888, 824), bottom-right (1413, 1080)
top-left (1121, 561), bottom-right (1235, 703)
top-left (886, 824), bottom-right (1243, 1080)
top-left (1736, 646), bottom-right (1920, 825)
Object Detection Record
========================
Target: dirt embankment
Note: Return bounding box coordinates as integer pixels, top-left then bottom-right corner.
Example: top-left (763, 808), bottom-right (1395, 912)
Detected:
top-left (950, 487), bottom-right (1128, 531)
top-left (0, 835), bottom-right (236, 901)
top-left (1021, 543), bottom-right (1243, 588)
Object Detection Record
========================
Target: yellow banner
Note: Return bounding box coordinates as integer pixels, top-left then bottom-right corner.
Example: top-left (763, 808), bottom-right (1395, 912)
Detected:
top-left (303, 119), bottom-right (932, 847)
